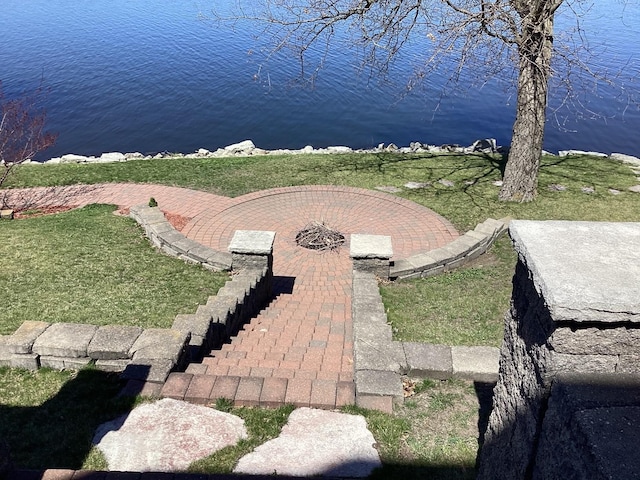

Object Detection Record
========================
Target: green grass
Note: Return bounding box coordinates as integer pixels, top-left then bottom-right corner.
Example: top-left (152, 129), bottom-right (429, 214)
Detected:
top-left (187, 403), bottom-right (295, 474)
top-left (0, 203), bottom-right (228, 334)
top-left (0, 366), bottom-right (137, 469)
top-left (1, 152), bottom-right (638, 474)
top-left (6, 152), bottom-right (639, 230)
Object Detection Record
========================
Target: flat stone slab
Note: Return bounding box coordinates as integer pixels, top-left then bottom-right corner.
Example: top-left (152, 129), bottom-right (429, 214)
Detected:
top-left (228, 230), bottom-right (276, 254)
top-left (234, 407), bottom-right (381, 477)
top-left (129, 329), bottom-right (189, 363)
top-left (355, 370), bottom-right (404, 399)
top-left (451, 346), bottom-right (499, 383)
top-left (350, 234), bottom-right (393, 259)
top-left (5, 321), bottom-right (50, 354)
top-left (88, 325), bottom-right (143, 360)
top-left (93, 398), bottom-right (247, 472)
top-left (32, 323), bottom-right (98, 358)
top-left (509, 220), bottom-right (640, 322)
top-left (403, 342), bottom-right (453, 379)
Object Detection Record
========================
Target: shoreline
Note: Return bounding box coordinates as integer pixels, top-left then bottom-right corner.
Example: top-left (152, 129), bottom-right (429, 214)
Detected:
top-left (19, 138), bottom-right (640, 167)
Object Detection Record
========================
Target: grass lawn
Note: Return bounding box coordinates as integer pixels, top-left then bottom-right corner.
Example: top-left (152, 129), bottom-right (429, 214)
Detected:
top-left (0, 203), bottom-right (228, 335)
top-left (1, 151), bottom-right (638, 475)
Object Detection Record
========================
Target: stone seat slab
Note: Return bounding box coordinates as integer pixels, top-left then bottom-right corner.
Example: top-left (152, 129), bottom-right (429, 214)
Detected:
top-left (130, 329), bottom-right (190, 364)
top-left (88, 325), bottom-right (143, 360)
top-left (32, 323), bottom-right (98, 358)
top-left (5, 321), bottom-right (50, 354)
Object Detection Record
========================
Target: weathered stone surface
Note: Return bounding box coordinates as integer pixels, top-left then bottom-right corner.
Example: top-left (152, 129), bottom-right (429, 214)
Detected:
top-left (509, 220), bottom-right (640, 323)
top-left (355, 370), bottom-right (404, 400)
top-left (403, 342), bottom-right (452, 379)
top-left (451, 346), bottom-right (499, 382)
top-left (10, 353), bottom-right (39, 370)
top-left (95, 359), bottom-right (131, 372)
top-left (610, 152), bottom-right (640, 165)
top-left (39, 355), bottom-right (92, 370)
top-left (121, 359), bottom-right (175, 383)
top-left (350, 234), bottom-right (393, 259)
top-left (224, 139), bottom-right (255, 154)
top-left (229, 230), bottom-right (275, 253)
top-left (354, 341), bottom-right (406, 373)
top-left (129, 329), bottom-right (189, 363)
top-left (93, 398), bottom-right (247, 472)
top-left (234, 407), bottom-right (381, 477)
top-left (5, 321), bottom-right (50, 354)
top-left (88, 325), bottom-right (143, 360)
top-left (32, 323), bottom-right (98, 358)
top-left (551, 326), bottom-right (640, 355)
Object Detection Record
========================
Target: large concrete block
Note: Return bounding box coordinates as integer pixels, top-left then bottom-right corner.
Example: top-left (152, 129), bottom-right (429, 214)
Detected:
top-left (32, 323), bottom-right (98, 358)
top-left (5, 321), bottom-right (50, 354)
top-left (88, 325), bottom-right (143, 360)
top-left (403, 342), bottom-right (452, 380)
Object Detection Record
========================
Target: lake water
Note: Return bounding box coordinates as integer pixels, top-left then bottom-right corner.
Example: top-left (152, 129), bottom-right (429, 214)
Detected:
top-left (1, 0), bottom-right (639, 159)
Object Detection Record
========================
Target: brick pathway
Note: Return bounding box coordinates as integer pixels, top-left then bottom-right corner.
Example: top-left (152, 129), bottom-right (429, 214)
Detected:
top-left (6, 184), bottom-right (459, 409)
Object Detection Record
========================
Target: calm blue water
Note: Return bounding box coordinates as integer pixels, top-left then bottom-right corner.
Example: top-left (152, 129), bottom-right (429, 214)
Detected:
top-left (1, 0), bottom-right (639, 159)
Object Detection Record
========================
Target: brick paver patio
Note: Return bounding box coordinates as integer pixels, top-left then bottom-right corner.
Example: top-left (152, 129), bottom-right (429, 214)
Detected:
top-left (6, 184), bottom-right (459, 409)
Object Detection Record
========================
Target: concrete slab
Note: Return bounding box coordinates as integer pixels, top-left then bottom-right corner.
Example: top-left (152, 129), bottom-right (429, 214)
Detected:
top-left (5, 321), bottom-right (50, 354)
top-left (88, 325), bottom-right (143, 360)
top-left (403, 342), bottom-right (452, 379)
top-left (451, 346), bottom-right (499, 383)
top-left (228, 230), bottom-right (276, 254)
top-left (234, 407), bottom-right (381, 477)
top-left (350, 234), bottom-right (393, 259)
top-left (93, 398), bottom-right (247, 472)
top-left (509, 220), bottom-right (640, 322)
top-left (32, 323), bottom-right (98, 358)
top-left (355, 370), bottom-right (404, 400)
top-left (129, 329), bottom-right (189, 363)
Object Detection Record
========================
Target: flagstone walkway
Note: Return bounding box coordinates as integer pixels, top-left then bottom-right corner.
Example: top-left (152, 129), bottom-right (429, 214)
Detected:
top-left (5, 183), bottom-right (459, 409)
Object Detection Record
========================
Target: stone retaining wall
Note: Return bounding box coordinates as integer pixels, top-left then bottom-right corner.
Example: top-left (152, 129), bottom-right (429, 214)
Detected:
top-left (0, 208), bottom-right (274, 387)
top-left (129, 204), bottom-right (232, 271)
top-left (390, 218), bottom-right (509, 280)
top-left (477, 220), bottom-right (640, 479)
top-left (349, 234), bottom-right (500, 413)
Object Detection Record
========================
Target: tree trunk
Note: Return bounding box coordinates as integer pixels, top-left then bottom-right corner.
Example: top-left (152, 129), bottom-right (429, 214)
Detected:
top-left (499, 13), bottom-right (554, 202)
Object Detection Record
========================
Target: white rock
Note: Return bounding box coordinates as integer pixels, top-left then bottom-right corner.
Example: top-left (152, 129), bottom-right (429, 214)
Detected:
top-left (100, 152), bottom-right (126, 162)
top-left (609, 189), bottom-right (621, 195)
top-left (404, 182), bottom-right (431, 189)
top-left (558, 150), bottom-right (607, 157)
top-left (224, 140), bottom-right (255, 154)
top-left (629, 185), bottom-right (640, 193)
top-left (197, 148), bottom-right (211, 156)
top-left (234, 408), bottom-right (381, 478)
top-left (302, 145), bottom-right (314, 153)
top-left (438, 179), bottom-right (455, 187)
top-left (124, 152), bottom-right (144, 160)
top-left (610, 153), bottom-right (640, 165)
top-left (93, 398), bottom-right (247, 472)
top-left (493, 180), bottom-right (504, 187)
top-left (327, 146), bottom-right (352, 153)
top-left (60, 154), bottom-right (89, 163)
top-left (45, 157), bottom-right (62, 164)
top-left (581, 186), bottom-right (595, 194)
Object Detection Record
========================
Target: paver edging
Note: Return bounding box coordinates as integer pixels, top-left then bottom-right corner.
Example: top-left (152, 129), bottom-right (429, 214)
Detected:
top-left (0, 217), bottom-right (274, 389)
top-left (389, 217), bottom-right (510, 280)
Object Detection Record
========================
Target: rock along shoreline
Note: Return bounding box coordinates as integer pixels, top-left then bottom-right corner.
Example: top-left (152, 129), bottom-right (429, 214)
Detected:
top-left (18, 138), bottom-right (640, 167)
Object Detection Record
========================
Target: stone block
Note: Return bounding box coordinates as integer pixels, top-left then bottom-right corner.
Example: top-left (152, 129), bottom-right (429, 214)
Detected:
top-left (5, 321), bottom-right (50, 354)
top-left (389, 258), bottom-right (417, 278)
top-left (403, 342), bottom-right (452, 379)
top-left (354, 341), bottom-right (407, 373)
top-left (121, 359), bottom-right (175, 383)
top-left (617, 354), bottom-right (640, 373)
top-left (353, 322), bottom-right (393, 343)
top-left (39, 355), bottom-right (92, 370)
top-left (10, 353), bottom-right (39, 370)
top-left (32, 323), bottom-right (98, 358)
top-left (352, 258), bottom-right (390, 279)
top-left (129, 329), bottom-right (190, 364)
top-left (349, 234), bottom-right (393, 259)
top-left (0, 209), bottom-right (14, 220)
top-left (550, 326), bottom-right (640, 355)
top-left (509, 220), bottom-right (640, 323)
top-left (355, 370), bottom-right (404, 401)
top-left (95, 359), bottom-right (131, 372)
top-left (204, 251), bottom-right (232, 270)
top-left (439, 241), bottom-right (470, 263)
top-left (229, 230), bottom-right (276, 255)
top-left (351, 276), bottom-right (380, 297)
top-left (352, 296), bottom-right (387, 319)
top-left (421, 265), bottom-right (446, 278)
top-left (550, 352), bottom-right (618, 374)
top-left (451, 346), bottom-right (499, 382)
top-left (87, 325), bottom-right (143, 360)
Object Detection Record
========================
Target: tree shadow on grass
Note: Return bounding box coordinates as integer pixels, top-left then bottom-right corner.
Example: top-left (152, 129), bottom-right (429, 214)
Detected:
top-left (0, 368), bottom-right (136, 470)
